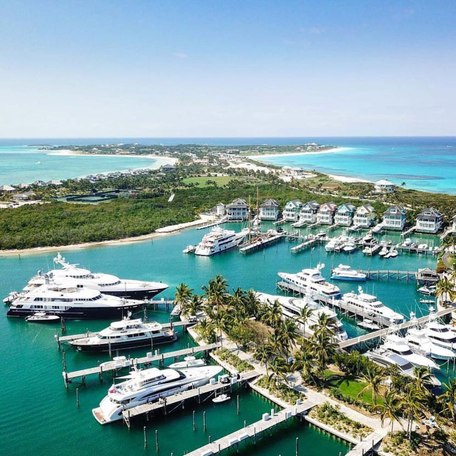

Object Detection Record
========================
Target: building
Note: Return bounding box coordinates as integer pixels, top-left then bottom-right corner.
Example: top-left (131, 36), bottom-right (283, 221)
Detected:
top-left (334, 203), bottom-right (356, 227)
top-left (383, 205), bottom-right (407, 231)
top-left (415, 207), bottom-right (443, 234)
top-left (225, 198), bottom-right (249, 221)
top-left (374, 179), bottom-right (396, 193)
top-left (353, 204), bottom-right (376, 228)
top-left (215, 203), bottom-right (226, 217)
top-left (259, 199), bottom-right (280, 221)
top-left (298, 201), bottom-right (320, 224)
top-left (317, 202), bottom-right (337, 225)
top-left (282, 200), bottom-right (302, 222)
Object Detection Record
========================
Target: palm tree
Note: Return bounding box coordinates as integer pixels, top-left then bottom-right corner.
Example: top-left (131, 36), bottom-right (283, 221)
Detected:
top-left (276, 318), bottom-right (300, 355)
top-left (412, 367), bottom-right (433, 399)
top-left (254, 343), bottom-right (275, 377)
top-left (174, 283), bottom-right (193, 316)
top-left (202, 275), bottom-right (229, 343)
top-left (357, 366), bottom-right (384, 405)
top-left (187, 294), bottom-right (204, 318)
top-left (297, 304), bottom-right (313, 337)
top-left (244, 289), bottom-right (261, 317)
top-left (262, 299), bottom-right (283, 329)
top-left (400, 384), bottom-right (424, 440)
top-left (229, 288), bottom-right (247, 322)
top-left (309, 329), bottom-right (337, 375)
top-left (436, 276), bottom-right (455, 304)
top-left (377, 390), bottom-right (401, 434)
top-left (439, 378), bottom-right (456, 422)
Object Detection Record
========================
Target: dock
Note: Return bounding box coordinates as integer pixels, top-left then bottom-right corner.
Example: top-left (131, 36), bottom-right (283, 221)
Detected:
top-left (339, 307), bottom-right (453, 349)
top-left (62, 342), bottom-right (221, 387)
top-left (182, 398), bottom-right (318, 456)
top-left (122, 370), bottom-right (261, 426)
top-left (290, 238), bottom-right (318, 253)
top-left (356, 269), bottom-right (419, 282)
top-left (239, 233), bottom-right (284, 254)
top-left (196, 216), bottom-right (227, 230)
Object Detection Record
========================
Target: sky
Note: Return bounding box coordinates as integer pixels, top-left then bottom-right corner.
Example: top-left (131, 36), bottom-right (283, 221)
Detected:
top-left (0, 0), bottom-right (455, 138)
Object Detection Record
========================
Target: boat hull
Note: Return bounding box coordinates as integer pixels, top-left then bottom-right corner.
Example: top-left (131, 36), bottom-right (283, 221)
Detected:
top-left (331, 275), bottom-right (366, 282)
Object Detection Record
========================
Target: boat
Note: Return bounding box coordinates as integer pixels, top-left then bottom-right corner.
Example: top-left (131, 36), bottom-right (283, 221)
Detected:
top-left (21, 253), bottom-right (168, 300)
top-left (182, 245), bottom-right (196, 254)
top-left (418, 285), bottom-right (436, 296)
top-left (325, 238), bottom-right (338, 252)
top-left (25, 311), bottom-right (60, 323)
top-left (212, 393), bottom-right (231, 403)
top-left (423, 319), bottom-right (456, 350)
top-left (92, 364), bottom-right (223, 424)
top-left (69, 318), bottom-right (177, 352)
top-left (341, 287), bottom-right (404, 325)
top-left (194, 227), bottom-right (248, 256)
top-left (256, 292), bottom-right (348, 341)
top-left (406, 327), bottom-right (456, 361)
top-left (169, 356), bottom-right (206, 369)
top-left (419, 298), bottom-right (435, 305)
top-left (170, 304), bottom-right (181, 316)
top-left (277, 263), bottom-right (342, 304)
top-left (6, 283), bottom-right (146, 320)
top-left (342, 240), bottom-right (357, 253)
top-left (357, 319), bottom-right (380, 331)
top-left (331, 265), bottom-right (367, 282)
top-left (378, 245), bottom-right (389, 257)
top-left (362, 243), bottom-right (381, 256)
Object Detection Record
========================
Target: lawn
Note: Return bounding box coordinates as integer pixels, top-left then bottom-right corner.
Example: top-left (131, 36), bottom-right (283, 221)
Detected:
top-left (182, 176), bottom-right (236, 187)
top-left (327, 376), bottom-right (383, 405)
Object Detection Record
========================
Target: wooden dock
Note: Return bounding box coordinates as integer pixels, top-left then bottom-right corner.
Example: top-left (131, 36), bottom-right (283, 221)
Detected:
top-left (339, 307), bottom-right (453, 349)
top-left (345, 431), bottom-right (385, 456)
top-left (122, 370), bottom-right (261, 426)
top-left (182, 398), bottom-right (318, 456)
top-left (290, 238), bottom-right (318, 253)
top-left (239, 233), bottom-right (284, 254)
top-left (357, 269), bottom-right (419, 282)
top-left (62, 342), bottom-right (221, 387)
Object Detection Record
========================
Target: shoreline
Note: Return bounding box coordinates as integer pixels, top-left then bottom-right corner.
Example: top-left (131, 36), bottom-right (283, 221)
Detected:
top-left (248, 146), bottom-right (352, 159)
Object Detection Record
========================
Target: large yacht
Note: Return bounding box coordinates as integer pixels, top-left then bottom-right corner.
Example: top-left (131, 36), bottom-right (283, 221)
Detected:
top-left (423, 320), bottom-right (456, 349)
top-left (256, 292), bottom-right (348, 341)
top-left (331, 264), bottom-right (367, 282)
top-left (6, 283), bottom-right (145, 319)
top-left (406, 327), bottom-right (456, 361)
top-left (93, 365), bottom-right (223, 424)
top-left (340, 287), bottom-right (404, 325)
top-left (22, 253), bottom-right (168, 300)
top-left (194, 227), bottom-right (248, 256)
top-left (69, 318), bottom-right (177, 352)
top-left (277, 264), bottom-right (342, 303)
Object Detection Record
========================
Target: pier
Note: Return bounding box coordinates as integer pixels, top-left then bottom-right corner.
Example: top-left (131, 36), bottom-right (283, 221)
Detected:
top-left (290, 238), bottom-right (318, 253)
top-left (356, 269), bottom-right (419, 282)
top-left (239, 233), bottom-right (284, 254)
top-left (182, 398), bottom-right (318, 456)
top-left (62, 342), bottom-right (220, 387)
top-left (122, 370), bottom-right (261, 427)
top-left (339, 307), bottom-right (454, 349)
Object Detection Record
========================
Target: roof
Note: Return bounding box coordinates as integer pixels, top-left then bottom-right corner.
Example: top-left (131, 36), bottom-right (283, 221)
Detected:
top-left (417, 207), bottom-right (442, 218)
top-left (384, 205), bottom-right (406, 216)
top-left (260, 199), bottom-right (279, 207)
top-left (375, 179), bottom-right (395, 186)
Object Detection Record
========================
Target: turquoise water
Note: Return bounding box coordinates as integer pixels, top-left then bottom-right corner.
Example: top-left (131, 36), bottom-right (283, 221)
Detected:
top-left (0, 145), bottom-right (165, 185)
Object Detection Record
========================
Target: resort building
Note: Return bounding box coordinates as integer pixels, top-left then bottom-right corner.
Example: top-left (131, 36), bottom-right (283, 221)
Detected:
top-left (225, 198), bottom-right (249, 221)
top-left (283, 200), bottom-right (302, 222)
top-left (353, 204), bottom-right (376, 228)
top-left (374, 179), bottom-right (396, 193)
top-left (215, 203), bottom-right (226, 217)
top-left (415, 207), bottom-right (443, 234)
top-left (334, 203), bottom-right (356, 226)
top-left (298, 201), bottom-right (320, 224)
top-left (317, 202), bottom-right (337, 225)
top-left (259, 199), bottom-right (280, 221)
top-left (382, 205), bottom-right (407, 231)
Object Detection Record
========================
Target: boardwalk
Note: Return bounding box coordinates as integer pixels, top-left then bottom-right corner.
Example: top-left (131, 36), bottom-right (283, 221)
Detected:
top-left (339, 307), bottom-right (453, 349)
top-left (357, 269), bottom-right (418, 282)
top-left (183, 398), bottom-right (318, 456)
top-left (239, 233), bottom-right (284, 254)
top-left (62, 342), bottom-right (220, 386)
top-left (345, 431), bottom-right (385, 456)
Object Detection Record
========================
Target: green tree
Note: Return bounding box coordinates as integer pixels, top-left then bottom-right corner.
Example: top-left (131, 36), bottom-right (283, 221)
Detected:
top-left (357, 366), bottom-right (384, 404)
top-left (377, 390), bottom-right (401, 434)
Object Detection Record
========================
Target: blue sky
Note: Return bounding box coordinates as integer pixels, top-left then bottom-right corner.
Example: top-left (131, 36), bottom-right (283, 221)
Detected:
top-left (0, 0), bottom-right (455, 137)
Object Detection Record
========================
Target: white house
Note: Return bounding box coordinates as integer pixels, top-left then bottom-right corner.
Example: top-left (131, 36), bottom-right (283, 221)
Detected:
top-left (415, 207), bottom-right (443, 234)
top-left (259, 199), bottom-right (280, 221)
top-left (317, 202), bottom-right (337, 225)
top-left (334, 203), bottom-right (356, 227)
top-left (226, 198), bottom-right (249, 221)
top-left (215, 203), bottom-right (226, 217)
top-left (374, 179), bottom-right (396, 193)
top-left (298, 201), bottom-right (320, 224)
top-left (283, 200), bottom-right (302, 222)
top-left (353, 204), bottom-right (376, 228)
top-left (383, 205), bottom-right (407, 231)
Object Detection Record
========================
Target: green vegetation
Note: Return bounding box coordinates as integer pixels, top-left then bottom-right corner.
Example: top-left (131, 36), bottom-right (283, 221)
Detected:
top-left (256, 376), bottom-right (304, 404)
top-left (213, 348), bottom-right (253, 373)
top-left (181, 176), bottom-right (236, 187)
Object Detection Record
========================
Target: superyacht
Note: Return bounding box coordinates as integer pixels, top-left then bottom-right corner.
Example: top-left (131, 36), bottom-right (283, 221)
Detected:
top-left (194, 227), bottom-right (248, 256)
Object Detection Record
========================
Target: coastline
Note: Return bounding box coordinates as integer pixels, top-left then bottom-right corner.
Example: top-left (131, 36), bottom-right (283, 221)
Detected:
top-left (248, 146), bottom-right (352, 159)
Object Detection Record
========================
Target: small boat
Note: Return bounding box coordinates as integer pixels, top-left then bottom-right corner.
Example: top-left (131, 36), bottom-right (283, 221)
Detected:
top-left (419, 298), bottom-right (435, 304)
top-left (25, 311), bottom-right (60, 323)
top-left (343, 241), bottom-right (357, 253)
top-left (170, 304), bottom-right (181, 316)
top-left (212, 393), bottom-right (231, 403)
top-left (358, 319), bottom-right (380, 331)
top-left (379, 246), bottom-right (389, 257)
top-left (169, 356), bottom-right (206, 369)
top-left (182, 245), bottom-right (196, 254)
top-left (388, 249), bottom-right (398, 258)
top-left (418, 285), bottom-right (436, 296)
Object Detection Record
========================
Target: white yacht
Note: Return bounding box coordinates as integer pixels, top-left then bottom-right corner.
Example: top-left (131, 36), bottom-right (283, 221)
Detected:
top-left (23, 253), bottom-right (168, 300)
top-left (381, 334), bottom-right (439, 370)
top-left (406, 327), bottom-right (456, 361)
top-left (69, 318), bottom-right (177, 352)
top-left (277, 264), bottom-right (342, 303)
top-left (423, 320), bottom-right (456, 349)
top-left (194, 227), bottom-right (247, 256)
top-left (169, 356), bottom-right (206, 369)
top-left (93, 364), bottom-right (223, 424)
top-left (6, 283), bottom-right (145, 320)
top-left (340, 287), bottom-right (404, 325)
top-left (256, 292), bottom-right (348, 341)
top-left (331, 265), bottom-right (367, 282)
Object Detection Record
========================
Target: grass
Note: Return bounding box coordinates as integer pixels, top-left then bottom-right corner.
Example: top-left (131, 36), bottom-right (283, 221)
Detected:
top-left (182, 176), bottom-right (236, 187)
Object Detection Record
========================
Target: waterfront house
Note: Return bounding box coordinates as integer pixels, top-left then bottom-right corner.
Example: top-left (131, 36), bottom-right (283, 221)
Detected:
top-left (298, 201), bottom-right (320, 224)
top-left (259, 199), bottom-right (280, 221)
top-left (334, 203), bottom-right (356, 226)
top-left (382, 205), bottom-right (407, 230)
top-left (415, 207), bottom-right (443, 234)
top-left (215, 203), bottom-right (226, 217)
top-left (283, 200), bottom-right (302, 222)
top-left (353, 204), bottom-right (376, 228)
top-left (226, 198), bottom-right (249, 221)
top-left (374, 179), bottom-right (396, 193)
top-left (317, 202), bottom-right (337, 225)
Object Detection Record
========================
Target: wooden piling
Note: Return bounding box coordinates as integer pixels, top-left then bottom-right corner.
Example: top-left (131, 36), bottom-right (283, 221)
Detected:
top-left (144, 426), bottom-right (148, 449)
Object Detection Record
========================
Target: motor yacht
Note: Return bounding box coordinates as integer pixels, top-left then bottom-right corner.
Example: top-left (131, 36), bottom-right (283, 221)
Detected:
top-left (418, 285), bottom-right (436, 296)
top-left (93, 364), bottom-right (223, 424)
top-left (256, 292), bottom-right (348, 341)
top-left (342, 240), bottom-right (357, 253)
top-left (358, 319), bottom-right (380, 331)
top-left (277, 264), bottom-right (342, 303)
top-left (331, 264), bottom-right (367, 282)
top-left (69, 318), bottom-right (177, 352)
top-left (406, 327), bottom-right (456, 361)
top-left (340, 287), bottom-right (404, 325)
top-left (194, 227), bottom-right (247, 256)
top-left (22, 253), bottom-right (168, 300)
top-left (169, 356), bottom-right (206, 369)
top-left (423, 320), bottom-right (456, 349)
top-left (25, 311), bottom-right (60, 323)
top-left (362, 243), bottom-right (381, 256)
top-left (6, 283), bottom-right (145, 319)
top-left (379, 245), bottom-right (389, 257)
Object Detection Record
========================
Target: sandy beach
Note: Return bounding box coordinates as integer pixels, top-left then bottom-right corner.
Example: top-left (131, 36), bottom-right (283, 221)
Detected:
top-left (248, 146), bottom-right (352, 160)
